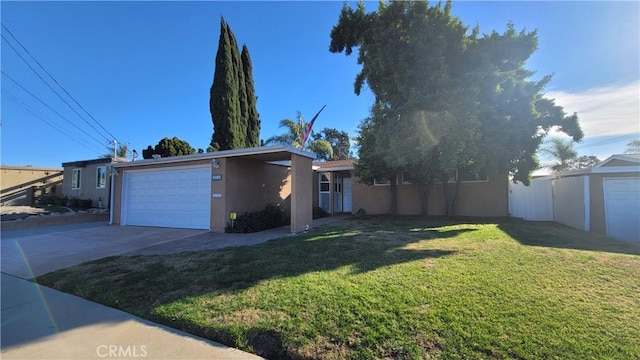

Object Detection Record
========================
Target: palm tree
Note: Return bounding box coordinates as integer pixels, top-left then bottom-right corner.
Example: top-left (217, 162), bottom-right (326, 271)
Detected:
top-left (540, 137), bottom-right (578, 172)
top-left (264, 111), bottom-right (333, 160)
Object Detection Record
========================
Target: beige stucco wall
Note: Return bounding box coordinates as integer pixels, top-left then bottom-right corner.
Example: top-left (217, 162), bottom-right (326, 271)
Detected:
top-left (63, 164), bottom-right (111, 207)
top-left (291, 154), bottom-right (313, 232)
top-left (552, 176), bottom-right (586, 230)
top-left (589, 172), bottom-right (640, 235)
top-left (1, 166), bottom-right (63, 205)
top-left (351, 174), bottom-right (509, 216)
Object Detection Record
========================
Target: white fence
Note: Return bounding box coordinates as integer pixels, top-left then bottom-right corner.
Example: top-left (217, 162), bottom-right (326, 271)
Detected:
top-left (508, 178), bottom-right (554, 221)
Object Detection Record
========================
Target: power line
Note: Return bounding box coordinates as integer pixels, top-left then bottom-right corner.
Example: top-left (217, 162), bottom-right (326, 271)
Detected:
top-left (2, 89), bottom-right (107, 155)
top-left (2, 70), bottom-right (110, 147)
top-left (1, 23), bottom-right (122, 145)
top-left (0, 31), bottom-right (115, 145)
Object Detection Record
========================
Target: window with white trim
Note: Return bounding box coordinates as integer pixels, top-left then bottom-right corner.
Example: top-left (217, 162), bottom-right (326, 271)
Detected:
top-left (373, 177), bottom-right (391, 186)
top-left (96, 166), bottom-right (107, 189)
top-left (319, 173), bottom-right (330, 211)
top-left (72, 168), bottom-right (82, 189)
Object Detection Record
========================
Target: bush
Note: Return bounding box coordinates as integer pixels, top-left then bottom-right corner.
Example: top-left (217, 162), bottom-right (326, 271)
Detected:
top-left (313, 206), bottom-right (330, 219)
top-left (66, 198), bottom-right (79, 208)
top-left (226, 204), bottom-right (290, 233)
top-left (78, 199), bottom-right (93, 209)
top-left (38, 195), bottom-right (55, 206)
top-left (54, 196), bottom-right (68, 206)
top-left (354, 208), bottom-right (367, 217)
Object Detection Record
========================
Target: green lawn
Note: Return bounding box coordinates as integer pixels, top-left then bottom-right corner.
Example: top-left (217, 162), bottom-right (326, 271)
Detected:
top-left (38, 217), bottom-right (640, 359)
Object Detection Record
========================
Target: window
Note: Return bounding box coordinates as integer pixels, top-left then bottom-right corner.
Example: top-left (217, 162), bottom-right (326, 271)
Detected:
top-left (433, 167), bottom-right (489, 183)
top-left (96, 166), bottom-right (107, 189)
top-left (373, 177), bottom-right (391, 186)
top-left (319, 173), bottom-right (330, 211)
top-left (72, 168), bottom-right (82, 189)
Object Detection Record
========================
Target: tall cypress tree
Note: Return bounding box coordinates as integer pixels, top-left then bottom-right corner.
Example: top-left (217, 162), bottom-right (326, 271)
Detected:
top-left (210, 18), bottom-right (243, 150)
top-left (209, 18), bottom-right (260, 150)
top-left (241, 44), bottom-right (260, 147)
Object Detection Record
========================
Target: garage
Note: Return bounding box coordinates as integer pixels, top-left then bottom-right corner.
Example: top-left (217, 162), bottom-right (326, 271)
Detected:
top-left (121, 166), bottom-right (211, 230)
top-left (604, 177), bottom-right (640, 242)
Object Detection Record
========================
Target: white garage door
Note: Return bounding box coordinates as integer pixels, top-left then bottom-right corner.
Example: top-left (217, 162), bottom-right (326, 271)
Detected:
top-left (604, 178), bottom-right (640, 242)
top-left (122, 166), bottom-right (211, 230)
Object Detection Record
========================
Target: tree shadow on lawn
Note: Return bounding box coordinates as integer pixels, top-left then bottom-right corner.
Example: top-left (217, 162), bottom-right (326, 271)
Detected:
top-left (498, 218), bottom-right (640, 256)
top-left (37, 220), bottom-right (473, 359)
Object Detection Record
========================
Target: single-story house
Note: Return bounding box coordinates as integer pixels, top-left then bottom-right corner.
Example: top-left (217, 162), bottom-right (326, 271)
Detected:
top-left (312, 159), bottom-right (509, 217)
top-left (509, 154), bottom-right (640, 242)
top-left (61, 157), bottom-right (129, 208)
top-left (108, 146), bottom-right (313, 233)
top-left (1, 166), bottom-right (63, 206)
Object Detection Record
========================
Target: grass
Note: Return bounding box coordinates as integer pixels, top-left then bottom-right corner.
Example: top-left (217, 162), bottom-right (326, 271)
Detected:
top-left (38, 217), bottom-right (640, 359)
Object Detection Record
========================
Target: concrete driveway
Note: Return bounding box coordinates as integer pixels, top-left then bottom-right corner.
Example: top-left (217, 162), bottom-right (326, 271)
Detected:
top-left (1, 222), bottom-right (208, 279)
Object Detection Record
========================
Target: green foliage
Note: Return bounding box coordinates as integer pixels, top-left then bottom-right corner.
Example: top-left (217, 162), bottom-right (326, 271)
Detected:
top-left (541, 138), bottom-right (600, 172)
top-left (142, 137), bottom-right (196, 159)
top-left (225, 204), bottom-right (289, 233)
top-left (210, 18), bottom-right (260, 151)
top-left (312, 128), bottom-right (351, 160)
top-left (625, 139), bottom-right (640, 154)
top-left (241, 45), bottom-right (260, 147)
top-left (330, 1), bottom-right (582, 215)
top-left (354, 208), bottom-right (366, 217)
top-left (264, 111), bottom-right (334, 160)
top-left (102, 143), bottom-right (129, 159)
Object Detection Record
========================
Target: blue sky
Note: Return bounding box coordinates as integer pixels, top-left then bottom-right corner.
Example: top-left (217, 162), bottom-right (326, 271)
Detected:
top-left (1, 1), bottom-right (638, 169)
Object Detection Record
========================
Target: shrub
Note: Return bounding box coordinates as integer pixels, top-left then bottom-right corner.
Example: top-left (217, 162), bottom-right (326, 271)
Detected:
top-left (226, 204), bottom-right (290, 233)
top-left (66, 198), bottom-right (79, 208)
top-left (54, 196), bottom-right (68, 206)
top-left (78, 199), bottom-right (93, 209)
top-left (354, 208), bottom-right (367, 217)
top-left (313, 206), bottom-right (330, 219)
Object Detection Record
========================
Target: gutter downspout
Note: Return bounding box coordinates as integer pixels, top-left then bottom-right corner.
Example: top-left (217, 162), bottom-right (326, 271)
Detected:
top-left (109, 165), bottom-right (116, 225)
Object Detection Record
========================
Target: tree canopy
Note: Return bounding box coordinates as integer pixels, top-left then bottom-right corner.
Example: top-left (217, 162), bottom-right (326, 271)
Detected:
top-left (330, 0), bottom-right (582, 215)
top-left (209, 18), bottom-right (260, 151)
top-left (264, 112), bottom-right (334, 160)
top-left (625, 139), bottom-right (640, 154)
top-left (142, 137), bottom-right (196, 159)
top-left (540, 138), bottom-right (599, 172)
top-left (312, 128), bottom-right (351, 161)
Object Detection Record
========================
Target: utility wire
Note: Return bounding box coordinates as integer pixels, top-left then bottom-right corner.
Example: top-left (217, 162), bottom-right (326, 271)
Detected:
top-left (2, 89), bottom-right (106, 155)
top-left (1, 23), bottom-right (122, 145)
top-left (0, 32), bottom-right (114, 145)
top-left (2, 71), bottom-right (109, 147)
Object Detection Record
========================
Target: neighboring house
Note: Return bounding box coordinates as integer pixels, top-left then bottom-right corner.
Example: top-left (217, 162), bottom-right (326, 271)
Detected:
top-left (509, 154), bottom-right (640, 242)
top-left (0, 166), bottom-right (63, 206)
top-left (109, 145), bottom-right (313, 233)
top-left (61, 157), bottom-right (128, 208)
top-left (313, 159), bottom-right (509, 217)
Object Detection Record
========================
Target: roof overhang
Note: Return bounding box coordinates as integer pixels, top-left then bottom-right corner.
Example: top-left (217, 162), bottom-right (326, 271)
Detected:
top-left (110, 145), bottom-right (315, 169)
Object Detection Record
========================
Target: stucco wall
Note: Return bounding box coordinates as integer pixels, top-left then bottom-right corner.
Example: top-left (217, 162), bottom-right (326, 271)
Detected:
top-left (291, 154), bottom-right (312, 232)
top-left (352, 174), bottom-right (509, 216)
top-left (552, 176), bottom-right (586, 231)
top-left (63, 164), bottom-right (111, 207)
top-left (1, 166), bottom-right (62, 205)
top-left (589, 172), bottom-right (640, 235)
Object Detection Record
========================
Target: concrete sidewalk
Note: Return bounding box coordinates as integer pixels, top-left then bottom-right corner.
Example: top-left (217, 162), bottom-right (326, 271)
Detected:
top-left (1, 215), bottom-right (350, 359)
top-left (1, 273), bottom-right (263, 359)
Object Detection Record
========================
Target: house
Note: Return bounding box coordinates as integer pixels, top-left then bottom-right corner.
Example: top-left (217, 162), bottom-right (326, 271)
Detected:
top-left (313, 159), bottom-right (509, 217)
top-left (108, 146), bottom-right (313, 233)
top-left (509, 154), bottom-right (640, 242)
top-left (0, 166), bottom-right (63, 206)
top-left (61, 157), bottom-right (129, 208)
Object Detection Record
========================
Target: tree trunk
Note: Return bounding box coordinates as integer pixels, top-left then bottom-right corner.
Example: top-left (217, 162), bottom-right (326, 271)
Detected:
top-left (442, 170), bottom-right (452, 217)
top-left (451, 174), bottom-right (461, 217)
top-left (390, 172), bottom-right (398, 215)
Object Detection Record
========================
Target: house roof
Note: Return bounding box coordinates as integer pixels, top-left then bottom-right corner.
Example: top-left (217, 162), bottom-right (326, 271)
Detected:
top-left (313, 159), bottom-right (355, 172)
top-left (62, 157), bottom-right (129, 168)
top-left (111, 145), bottom-right (315, 169)
top-left (1, 165), bottom-right (62, 171)
top-left (552, 154), bottom-right (640, 178)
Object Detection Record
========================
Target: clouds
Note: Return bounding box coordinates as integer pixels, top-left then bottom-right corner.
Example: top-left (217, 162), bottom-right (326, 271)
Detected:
top-left (546, 81), bottom-right (640, 138)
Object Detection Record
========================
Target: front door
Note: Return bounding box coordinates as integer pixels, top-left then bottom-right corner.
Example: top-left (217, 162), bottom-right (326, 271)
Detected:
top-left (333, 173), bottom-right (343, 213)
top-left (343, 177), bottom-right (352, 213)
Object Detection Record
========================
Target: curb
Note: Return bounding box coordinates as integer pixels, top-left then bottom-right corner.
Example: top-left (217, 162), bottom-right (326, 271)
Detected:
top-left (1, 212), bottom-right (109, 231)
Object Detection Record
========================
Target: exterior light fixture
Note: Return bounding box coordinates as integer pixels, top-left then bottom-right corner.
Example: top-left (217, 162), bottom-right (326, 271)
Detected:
top-left (212, 159), bottom-right (220, 168)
